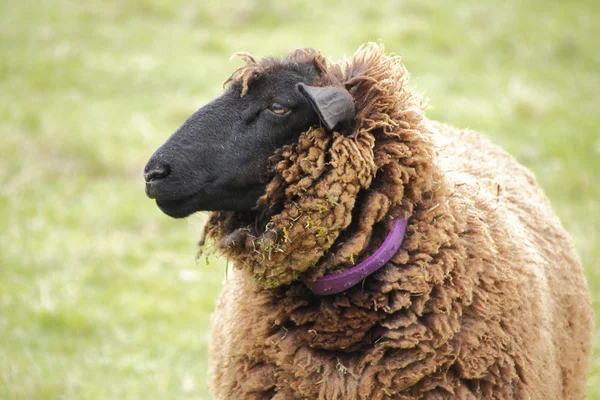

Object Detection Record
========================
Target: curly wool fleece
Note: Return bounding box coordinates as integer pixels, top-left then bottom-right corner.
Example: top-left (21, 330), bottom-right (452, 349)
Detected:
top-left (202, 46), bottom-right (433, 288)
top-left (206, 44), bottom-right (591, 399)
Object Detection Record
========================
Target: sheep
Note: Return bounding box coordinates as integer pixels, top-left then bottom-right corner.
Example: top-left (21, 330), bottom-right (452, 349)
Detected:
top-left (143, 44), bottom-right (592, 399)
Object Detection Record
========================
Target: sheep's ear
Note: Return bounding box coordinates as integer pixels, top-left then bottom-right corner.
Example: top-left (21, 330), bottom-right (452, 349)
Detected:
top-left (297, 83), bottom-right (355, 131)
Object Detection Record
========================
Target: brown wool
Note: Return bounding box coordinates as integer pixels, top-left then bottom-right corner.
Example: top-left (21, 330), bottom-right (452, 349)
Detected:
top-left (202, 44), bottom-right (433, 288)
top-left (206, 44), bottom-right (592, 399)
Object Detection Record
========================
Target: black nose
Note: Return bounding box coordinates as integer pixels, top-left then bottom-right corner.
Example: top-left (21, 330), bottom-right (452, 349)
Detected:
top-left (144, 162), bottom-right (170, 183)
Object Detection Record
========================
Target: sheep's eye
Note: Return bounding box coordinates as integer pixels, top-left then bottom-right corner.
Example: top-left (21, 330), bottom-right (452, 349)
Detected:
top-left (268, 103), bottom-right (290, 116)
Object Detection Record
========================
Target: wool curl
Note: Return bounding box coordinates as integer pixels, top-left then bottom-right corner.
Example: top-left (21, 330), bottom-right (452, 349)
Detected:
top-left (201, 44), bottom-right (435, 288)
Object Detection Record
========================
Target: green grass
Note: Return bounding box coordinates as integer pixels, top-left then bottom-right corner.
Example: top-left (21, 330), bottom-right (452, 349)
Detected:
top-left (1, 0), bottom-right (598, 398)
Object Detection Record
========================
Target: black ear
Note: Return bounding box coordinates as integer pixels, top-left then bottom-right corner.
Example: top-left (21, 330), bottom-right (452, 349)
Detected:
top-left (297, 83), bottom-right (355, 131)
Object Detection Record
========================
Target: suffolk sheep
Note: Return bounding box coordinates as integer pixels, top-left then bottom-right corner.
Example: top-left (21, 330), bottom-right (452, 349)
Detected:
top-left (144, 44), bottom-right (592, 399)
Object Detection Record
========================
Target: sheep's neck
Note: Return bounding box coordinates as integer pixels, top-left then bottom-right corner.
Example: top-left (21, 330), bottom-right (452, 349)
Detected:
top-left (303, 218), bottom-right (409, 295)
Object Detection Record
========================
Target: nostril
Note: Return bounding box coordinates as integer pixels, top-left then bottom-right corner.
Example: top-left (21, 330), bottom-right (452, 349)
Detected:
top-left (144, 164), bottom-right (171, 183)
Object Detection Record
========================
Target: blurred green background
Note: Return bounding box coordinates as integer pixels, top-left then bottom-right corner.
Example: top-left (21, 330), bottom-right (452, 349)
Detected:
top-left (1, 0), bottom-right (598, 398)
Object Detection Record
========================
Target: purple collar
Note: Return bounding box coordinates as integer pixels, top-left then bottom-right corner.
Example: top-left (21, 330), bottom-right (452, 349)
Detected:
top-left (304, 218), bottom-right (409, 295)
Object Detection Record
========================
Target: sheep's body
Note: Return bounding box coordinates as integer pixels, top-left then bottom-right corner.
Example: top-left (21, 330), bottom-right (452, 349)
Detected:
top-left (209, 121), bottom-right (591, 399)
top-left (155, 45), bottom-right (593, 399)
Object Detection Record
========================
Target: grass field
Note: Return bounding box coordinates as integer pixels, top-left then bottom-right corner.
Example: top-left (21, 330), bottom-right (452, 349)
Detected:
top-left (1, 0), bottom-right (598, 398)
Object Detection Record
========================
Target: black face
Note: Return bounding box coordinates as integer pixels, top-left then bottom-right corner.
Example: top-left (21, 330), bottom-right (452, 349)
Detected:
top-left (143, 68), bottom-right (321, 218)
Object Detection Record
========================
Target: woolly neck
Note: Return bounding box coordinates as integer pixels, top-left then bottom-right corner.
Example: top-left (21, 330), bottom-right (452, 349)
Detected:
top-left (200, 44), bottom-right (436, 290)
top-left (303, 218), bottom-right (408, 295)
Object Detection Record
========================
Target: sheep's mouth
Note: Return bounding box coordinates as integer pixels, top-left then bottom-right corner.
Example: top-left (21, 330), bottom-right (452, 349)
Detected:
top-left (154, 185), bottom-right (267, 218)
top-left (155, 192), bottom-right (202, 219)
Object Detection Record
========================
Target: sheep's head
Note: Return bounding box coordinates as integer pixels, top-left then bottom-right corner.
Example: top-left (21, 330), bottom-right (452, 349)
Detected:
top-left (144, 44), bottom-right (432, 288)
top-left (144, 49), bottom-right (355, 218)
